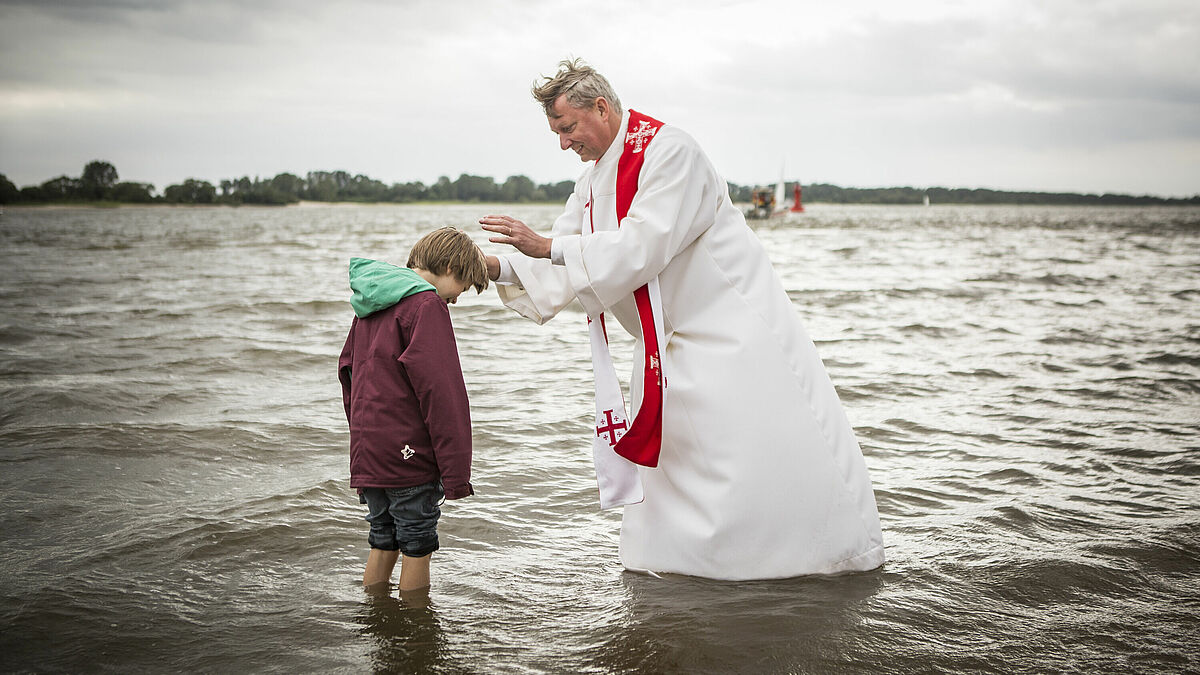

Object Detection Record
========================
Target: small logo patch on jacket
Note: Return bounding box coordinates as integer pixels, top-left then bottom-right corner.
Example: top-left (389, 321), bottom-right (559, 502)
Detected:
top-left (401, 444), bottom-right (415, 460)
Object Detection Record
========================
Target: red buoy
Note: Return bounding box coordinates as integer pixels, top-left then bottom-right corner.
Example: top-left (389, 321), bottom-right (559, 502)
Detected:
top-left (791, 183), bottom-right (805, 212)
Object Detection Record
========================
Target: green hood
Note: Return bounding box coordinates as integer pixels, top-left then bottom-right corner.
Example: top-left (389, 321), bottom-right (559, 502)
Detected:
top-left (348, 257), bottom-right (436, 318)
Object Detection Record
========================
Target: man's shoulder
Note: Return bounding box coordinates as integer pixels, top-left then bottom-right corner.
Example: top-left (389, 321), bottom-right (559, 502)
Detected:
top-left (650, 121), bottom-right (698, 151)
top-left (640, 121), bottom-right (706, 173)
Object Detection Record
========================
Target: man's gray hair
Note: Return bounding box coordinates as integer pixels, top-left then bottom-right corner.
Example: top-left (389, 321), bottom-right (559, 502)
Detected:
top-left (531, 58), bottom-right (623, 117)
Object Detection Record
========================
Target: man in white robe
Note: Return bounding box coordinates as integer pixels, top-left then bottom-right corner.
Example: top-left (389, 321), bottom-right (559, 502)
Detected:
top-left (480, 59), bottom-right (884, 580)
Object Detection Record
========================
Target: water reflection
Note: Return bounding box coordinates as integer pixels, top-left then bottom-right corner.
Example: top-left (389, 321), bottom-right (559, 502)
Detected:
top-left (593, 570), bottom-right (886, 674)
top-left (356, 589), bottom-right (449, 674)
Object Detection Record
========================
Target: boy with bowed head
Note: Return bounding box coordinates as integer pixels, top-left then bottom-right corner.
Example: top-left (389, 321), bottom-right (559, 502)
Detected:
top-left (338, 226), bottom-right (488, 595)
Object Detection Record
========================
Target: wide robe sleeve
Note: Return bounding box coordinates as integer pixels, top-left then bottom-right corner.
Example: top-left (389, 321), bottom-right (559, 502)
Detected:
top-left (556, 128), bottom-right (720, 318)
top-left (496, 187), bottom-right (588, 324)
top-left (399, 297), bottom-right (474, 499)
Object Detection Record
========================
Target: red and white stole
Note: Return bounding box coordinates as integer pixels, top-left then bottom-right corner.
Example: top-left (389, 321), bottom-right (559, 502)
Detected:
top-left (588, 110), bottom-right (668, 509)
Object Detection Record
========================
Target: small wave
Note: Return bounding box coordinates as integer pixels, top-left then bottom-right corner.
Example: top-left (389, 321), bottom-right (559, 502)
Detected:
top-left (1038, 273), bottom-right (1115, 287)
top-left (896, 323), bottom-right (960, 338)
top-left (942, 286), bottom-right (991, 300)
top-left (1086, 533), bottom-right (1200, 577)
top-left (0, 386), bottom-right (164, 426)
top-left (789, 290), bottom-right (868, 308)
top-left (1140, 352), bottom-right (1200, 368)
top-left (210, 299), bottom-right (348, 318)
top-left (1103, 376), bottom-right (1200, 400)
top-left (1065, 493), bottom-right (1173, 519)
top-left (977, 503), bottom-right (1112, 545)
top-left (835, 380), bottom-right (943, 403)
top-left (949, 368), bottom-right (1010, 379)
top-left (73, 479), bottom-right (359, 569)
top-left (979, 467), bottom-right (1039, 484)
top-left (1051, 298), bottom-right (1107, 308)
top-left (976, 556), bottom-right (1145, 609)
top-left (1039, 329), bottom-right (1124, 347)
top-left (874, 485), bottom-right (981, 516)
top-left (235, 347), bottom-right (334, 371)
top-left (0, 323), bottom-right (43, 346)
top-left (1073, 354), bottom-right (1134, 370)
top-left (965, 272), bottom-right (1114, 288)
top-left (966, 271), bottom-right (1023, 284)
top-left (1039, 361), bottom-right (1077, 373)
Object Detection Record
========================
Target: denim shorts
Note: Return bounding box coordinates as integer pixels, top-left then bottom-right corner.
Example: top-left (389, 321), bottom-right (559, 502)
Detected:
top-left (360, 481), bottom-right (443, 557)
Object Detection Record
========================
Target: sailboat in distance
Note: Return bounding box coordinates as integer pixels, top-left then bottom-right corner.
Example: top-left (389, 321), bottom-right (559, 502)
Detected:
top-left (744, 169), bottom-right (789, 220)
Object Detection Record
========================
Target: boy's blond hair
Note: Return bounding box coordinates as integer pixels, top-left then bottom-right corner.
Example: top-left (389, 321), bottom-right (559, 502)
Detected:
top-left (407, 226), bottom-right (489, 293)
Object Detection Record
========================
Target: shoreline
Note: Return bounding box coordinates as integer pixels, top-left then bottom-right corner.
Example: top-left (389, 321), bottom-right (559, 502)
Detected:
top-left (5, 200), bottom-right (1200, 211)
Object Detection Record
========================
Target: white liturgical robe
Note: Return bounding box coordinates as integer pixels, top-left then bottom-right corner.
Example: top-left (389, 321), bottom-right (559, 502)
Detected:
top-left (496, 111), bottom-right (885, 580)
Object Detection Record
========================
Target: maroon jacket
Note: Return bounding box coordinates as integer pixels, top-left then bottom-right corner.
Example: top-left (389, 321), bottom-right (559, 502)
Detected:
top-left (338, 290), bottom-right (474, 499)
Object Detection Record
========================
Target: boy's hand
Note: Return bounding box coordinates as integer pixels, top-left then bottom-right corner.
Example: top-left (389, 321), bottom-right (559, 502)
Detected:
top-left (480, 215), bottom-right (551, 260)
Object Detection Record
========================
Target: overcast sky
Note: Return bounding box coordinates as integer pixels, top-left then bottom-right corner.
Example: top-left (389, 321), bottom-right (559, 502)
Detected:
top-left (1, 0), bottom-right (1197, 197)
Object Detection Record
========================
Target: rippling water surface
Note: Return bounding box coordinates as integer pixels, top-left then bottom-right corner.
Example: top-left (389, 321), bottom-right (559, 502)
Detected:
top-left (1, 203), bottom-right (1197, 673)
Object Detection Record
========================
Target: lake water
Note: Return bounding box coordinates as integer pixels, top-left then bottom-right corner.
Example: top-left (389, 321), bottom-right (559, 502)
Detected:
top-left (1, 203), bottom-right (1197, 673)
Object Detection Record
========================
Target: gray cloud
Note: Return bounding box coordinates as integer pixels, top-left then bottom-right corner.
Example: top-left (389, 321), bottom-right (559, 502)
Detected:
top-left (712, 2), bottom-right (1200, 104)
top-left (1, 0), bottom-right (1197, 196)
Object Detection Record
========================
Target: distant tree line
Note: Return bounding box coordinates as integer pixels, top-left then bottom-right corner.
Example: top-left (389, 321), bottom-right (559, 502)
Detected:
top-left (0, 161), bottom-right (159, 205)
top-left (731, 182), bottom-right (1199, 206)
top-left (3, 161), bottom-right (1196, 207)
top-left (0, 161), bottom-right (576, 206)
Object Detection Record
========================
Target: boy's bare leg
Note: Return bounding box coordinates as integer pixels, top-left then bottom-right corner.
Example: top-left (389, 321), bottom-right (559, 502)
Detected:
top-left (363, 549), bottom-right (401, 589)
top-left (398, 553), bottom-right (432, 591)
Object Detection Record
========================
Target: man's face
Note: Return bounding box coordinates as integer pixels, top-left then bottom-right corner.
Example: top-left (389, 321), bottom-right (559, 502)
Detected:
top-left (548, 95), bottom-right (616, 162)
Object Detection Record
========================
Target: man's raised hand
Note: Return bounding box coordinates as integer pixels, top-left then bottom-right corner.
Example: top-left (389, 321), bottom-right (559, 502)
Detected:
top-left (480, 215), bottom-right (552, 260)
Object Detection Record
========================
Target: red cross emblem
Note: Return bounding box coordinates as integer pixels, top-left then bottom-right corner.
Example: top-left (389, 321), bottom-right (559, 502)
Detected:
top-left (596, 409), bottom-right (628, 447)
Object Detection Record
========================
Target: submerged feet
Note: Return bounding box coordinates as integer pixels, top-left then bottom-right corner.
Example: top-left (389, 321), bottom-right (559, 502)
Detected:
top-left (363, 550), bottom-right (432, 601)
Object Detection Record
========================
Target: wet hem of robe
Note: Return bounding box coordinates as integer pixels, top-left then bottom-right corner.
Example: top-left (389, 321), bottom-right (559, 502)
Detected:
top-left (620, 543), bottom-right (885, 581)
